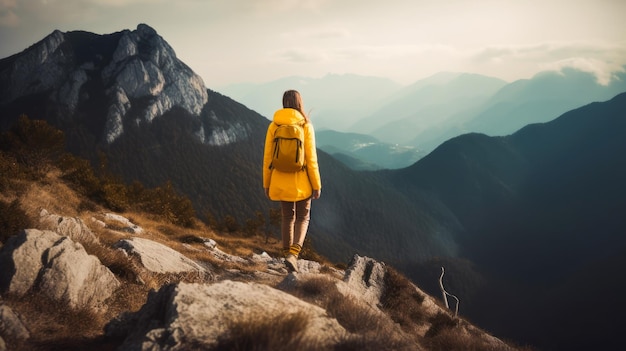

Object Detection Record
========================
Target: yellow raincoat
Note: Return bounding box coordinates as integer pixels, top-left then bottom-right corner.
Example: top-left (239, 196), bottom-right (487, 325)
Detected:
top-left (263, 108), bottom-right (322, 202)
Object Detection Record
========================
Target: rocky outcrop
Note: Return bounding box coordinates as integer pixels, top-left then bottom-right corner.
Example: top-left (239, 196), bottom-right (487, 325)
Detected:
top-left (0, 229), bottom-right (120, 309)
top-left (106, 281), bottom-right (347, 350)
top-left (39, 209), bottom-right (99, 244)
top-left (342, 255), bottom-right (387, 307)
top-left (114, 237), bottom-right (209, 277)
top-left (339, 254), bottom-right (447, 317)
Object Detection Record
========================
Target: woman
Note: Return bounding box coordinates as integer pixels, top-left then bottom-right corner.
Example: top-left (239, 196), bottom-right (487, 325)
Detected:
top-left (263, 90), bottom-right (322, 272)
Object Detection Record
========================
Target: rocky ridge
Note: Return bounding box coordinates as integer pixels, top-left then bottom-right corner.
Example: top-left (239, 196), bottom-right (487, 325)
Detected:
top-left (0, 208), bottom-right (517, 351)
top-left (0, 24), bottom-right (208, 144)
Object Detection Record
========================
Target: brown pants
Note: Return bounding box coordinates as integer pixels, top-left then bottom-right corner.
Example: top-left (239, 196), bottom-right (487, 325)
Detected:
top-left (280, 198), bottom-right (311, 250)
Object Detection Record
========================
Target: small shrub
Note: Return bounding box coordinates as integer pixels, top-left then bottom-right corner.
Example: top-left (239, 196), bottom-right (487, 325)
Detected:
top-left (1, 115), bottom-right (65, 176)
top-left (101, 181), bottom-right (130, 212)
top-left (138, 181), bottom-right (197, 228)
top-left (77, 199), bottom-right (99, 213)
top-left (0, 151), bottom-right (26, 191)
top-left (0, 199), bottom-right (31, 243)
top-left (244, 218), bottom-right (260, 237)
top-left (221, 215), bottom-right (240, 233)
top-left (59, 154), bottom-right (101, 196)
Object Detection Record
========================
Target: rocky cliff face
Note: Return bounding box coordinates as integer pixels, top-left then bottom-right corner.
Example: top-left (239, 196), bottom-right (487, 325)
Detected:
top-left (101, 24), bottom-right (207, 143)
top-left (0, 24), bottom-right (209, 144)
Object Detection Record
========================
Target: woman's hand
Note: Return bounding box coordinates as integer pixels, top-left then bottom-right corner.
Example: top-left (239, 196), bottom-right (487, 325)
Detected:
top-left (312, 189), bottom-right (321, 200)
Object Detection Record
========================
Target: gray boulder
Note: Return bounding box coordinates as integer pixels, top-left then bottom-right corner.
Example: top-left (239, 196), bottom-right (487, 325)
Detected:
top-left (0, 229), bottom-right (120, 309)
top-left (342, 255), bottom-right (387, 307)
top-left (0, 229), bottom-right (62, 295)
top-left (114, 237), bottom-right (208, 276)
top-left (102, 213), bottom-right (144, 234)
top-left (106, 281), bottom-right (346, 350)
top-left (39, 209), bottom-right (99, 244)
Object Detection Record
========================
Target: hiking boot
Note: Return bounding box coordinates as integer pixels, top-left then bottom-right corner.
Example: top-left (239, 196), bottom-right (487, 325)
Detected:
top-left (285, 254), bottom-right (299, 272)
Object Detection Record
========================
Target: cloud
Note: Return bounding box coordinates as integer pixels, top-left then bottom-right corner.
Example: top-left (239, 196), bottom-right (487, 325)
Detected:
top-left (540, 57), bottom-right (626, 86)
top-left (273, 43), bottom-right (458, 65)
top-left (280, 27), bottom-right (351, 41)
top-left (86, 0), bottom-right (164, 6)
top-left (273, 48), bottom-right (329, 63)
top-left (241, 0), bottom-right (332, 13)
top-left (471, 42), bottom-right (626, 63)
top-left (470, 42), bottom-right (626, 84)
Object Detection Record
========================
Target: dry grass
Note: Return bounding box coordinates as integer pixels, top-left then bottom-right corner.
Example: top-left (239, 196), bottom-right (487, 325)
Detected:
top-left (4, 292), bottom-right (115, 351)
top-left (380, 266), bottom-right (428, 334)
top-left (17, 169), bottom-right (84, 219)
top-left (423, 317), bottom-right (537, 351)
top-left (213, 311), bottom-right (323, 351)
top-left (282, 276), bottom-right (420, 350)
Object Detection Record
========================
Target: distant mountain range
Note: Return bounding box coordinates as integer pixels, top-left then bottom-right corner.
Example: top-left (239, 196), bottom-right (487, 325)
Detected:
top-left (223, 68), bottom-right (626, 170)
top-left (1, 24), bottom-right (625, 350)
top-left (350, 72), bottom-right (507, 141)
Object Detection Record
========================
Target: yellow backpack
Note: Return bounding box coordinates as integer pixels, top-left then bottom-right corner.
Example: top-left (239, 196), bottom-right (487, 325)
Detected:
top-left (270, 122), bottom-right (306, 172)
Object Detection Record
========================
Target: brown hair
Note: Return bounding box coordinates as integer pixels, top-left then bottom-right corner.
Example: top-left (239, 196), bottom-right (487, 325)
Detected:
top-left (282, 90), bottom-right (309, 123)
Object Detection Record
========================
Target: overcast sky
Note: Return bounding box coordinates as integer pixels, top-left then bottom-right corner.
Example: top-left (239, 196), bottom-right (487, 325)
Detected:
top-left (1, 0), bottom-right (625, 88)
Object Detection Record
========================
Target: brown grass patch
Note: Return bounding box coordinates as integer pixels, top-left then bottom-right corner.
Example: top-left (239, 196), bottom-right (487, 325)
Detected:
top-left (213, 311), bottom-right (322, 351)
top-left (423, 324), bottom-right (512, 351)
top-left (18, 169), bottom-right (84, 219)
top-left (380, 266), bottom-right (427, 331)
top-left (3, 292), bottom-right (113, 351)
top-left (293, 277), bottom-right (382, 333)
top-left (282, 276), bottom-right (419, 350)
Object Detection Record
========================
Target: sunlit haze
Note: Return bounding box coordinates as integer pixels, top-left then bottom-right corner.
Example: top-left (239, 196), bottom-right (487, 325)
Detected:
top-left (1, 0), bottom-right (625, 87)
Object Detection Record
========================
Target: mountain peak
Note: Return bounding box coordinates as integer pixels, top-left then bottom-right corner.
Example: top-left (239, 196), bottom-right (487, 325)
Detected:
top-left (136, 23), bottom-right (157, 38)
top-left (0, 24), bottom-right (208, 144)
